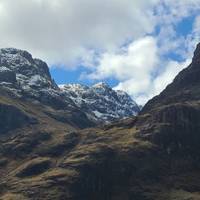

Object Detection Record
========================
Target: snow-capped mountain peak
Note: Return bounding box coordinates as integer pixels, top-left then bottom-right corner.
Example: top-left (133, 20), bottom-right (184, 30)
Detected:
top-left (60, 82), bottom-right (140, 123)
top-left (92, 82), bottom-right (110, 89)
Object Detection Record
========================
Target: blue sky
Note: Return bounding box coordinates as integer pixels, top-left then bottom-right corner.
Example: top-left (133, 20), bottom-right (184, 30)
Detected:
top-left (50, 66), bottom-right (119, 87)
top-left (0, 0), bottom-right (200, 104)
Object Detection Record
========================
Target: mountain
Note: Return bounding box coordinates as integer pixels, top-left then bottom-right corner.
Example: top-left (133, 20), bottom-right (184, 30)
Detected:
top-left (0, 48), bottom-right (139, 125)
top-left (60, 82), bottom-right (140, 123)
top-left (0, 48), bottom-right (74, 109)
top-left (0, 48), bottom-right (97, 130)
top-left (1, 44), bottom-right (200, 200)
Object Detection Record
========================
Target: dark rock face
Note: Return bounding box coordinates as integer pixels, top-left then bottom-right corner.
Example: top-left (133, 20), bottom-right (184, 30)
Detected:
top-left (138, 103), bottom-right (200, 153)
top-left (138, 43), bottom-right (200, 155)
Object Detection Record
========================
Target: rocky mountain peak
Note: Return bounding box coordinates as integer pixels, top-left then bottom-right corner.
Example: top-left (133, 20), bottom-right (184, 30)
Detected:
top-left (0, 48), bottom-right (33, 60)
top-left (0, 48), bottom-right (53, 83)
top-left (0, 48), bottom-right (58, 95)
top-left (0, 48), bottom-right (69, 113)
top-left (92, 82), bottom-right (110, 89)
top-left (60, 82), bottom-right (140, 123)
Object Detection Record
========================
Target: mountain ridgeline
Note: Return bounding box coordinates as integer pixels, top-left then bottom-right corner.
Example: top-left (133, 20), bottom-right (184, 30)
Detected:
top-left (0, 44), bottom-right (200, 200)
top-left (0, 48), bottom-right (139, 129)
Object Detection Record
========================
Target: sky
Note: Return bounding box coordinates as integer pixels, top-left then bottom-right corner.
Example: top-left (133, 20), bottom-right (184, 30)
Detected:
top-left (0, 0), bottom-right (200, 105)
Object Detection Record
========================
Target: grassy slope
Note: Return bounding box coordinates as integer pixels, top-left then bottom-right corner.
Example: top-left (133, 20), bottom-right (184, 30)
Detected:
top-left (0, 88), bottom-right (200, 199)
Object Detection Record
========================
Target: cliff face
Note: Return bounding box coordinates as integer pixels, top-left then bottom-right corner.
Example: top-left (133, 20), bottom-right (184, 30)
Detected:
top-left (1, 44), bottom-right (200, 200)
top-left (138, 43), bottom-right (200, 155)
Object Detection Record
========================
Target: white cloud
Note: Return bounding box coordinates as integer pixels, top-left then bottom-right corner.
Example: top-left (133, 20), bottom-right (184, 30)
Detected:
top-left (84, 36), bottom-right (160, 104)
top-left (113, 56), bottom-right (191, 105)
top-left (154, 0), bottom-right (200, 58)
top-left (0, 0), bottom-right (158, 66)
top-left (153, 59), bottom-right (191, 93)
top-left (86, 36), bottom-right (158, 80)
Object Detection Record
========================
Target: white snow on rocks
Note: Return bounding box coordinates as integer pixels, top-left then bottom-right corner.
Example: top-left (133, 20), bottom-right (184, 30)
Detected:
top-left (60, 82), bottom-right (140, 122)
